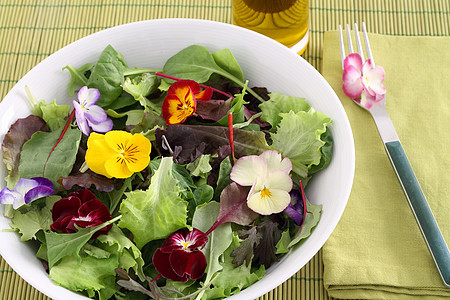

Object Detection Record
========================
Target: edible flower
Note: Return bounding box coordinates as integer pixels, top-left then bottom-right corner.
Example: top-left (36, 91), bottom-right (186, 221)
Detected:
top-left (342, 53), bottom-right (386, 109)
top-left (283, 187), bottom-right (305, 226)
top-left (50, 188), bottom-right (112, 239)
top-left (0, 177), bottom-right (55, 209)
top-left (230, 150), bottom-right (293, 215)
top-left (73, 86), bottom-right (113, 136)
top-left (162, 80), bottom-right (212, 125)
top-left (85, 130), bottom-right (151, 179)
top-left (152, 228), bottom-right (208, 282)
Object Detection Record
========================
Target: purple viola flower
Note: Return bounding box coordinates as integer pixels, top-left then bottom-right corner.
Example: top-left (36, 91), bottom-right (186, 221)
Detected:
top-left (73, 86), bottom-right (113, 136)
top-left (283, 189), bottom-right (305, 226)
top-left (0, 177), bottom-right (55, 209)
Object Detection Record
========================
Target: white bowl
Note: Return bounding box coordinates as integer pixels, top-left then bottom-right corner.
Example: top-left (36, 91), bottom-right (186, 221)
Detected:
top-left (0, 19), bottom-right (354, 300)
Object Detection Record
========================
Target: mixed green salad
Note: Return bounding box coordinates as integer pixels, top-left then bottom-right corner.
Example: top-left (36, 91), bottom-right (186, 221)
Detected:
top-left (0, 44), bottom-right (332, 299)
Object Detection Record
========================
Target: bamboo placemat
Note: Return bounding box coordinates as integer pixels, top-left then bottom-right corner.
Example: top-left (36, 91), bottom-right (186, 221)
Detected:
top-left (0, 1), bottom-right (448, 299)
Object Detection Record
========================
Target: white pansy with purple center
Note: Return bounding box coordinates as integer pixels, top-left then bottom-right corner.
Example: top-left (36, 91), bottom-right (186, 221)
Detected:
top-left (0, 177), bottom-right (55, 209)
top-left (73, 86), bottom-right (113, 136)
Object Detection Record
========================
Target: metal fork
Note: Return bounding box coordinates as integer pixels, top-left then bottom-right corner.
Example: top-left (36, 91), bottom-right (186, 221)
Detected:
top-left (339, 23), bottom-right (450, 287)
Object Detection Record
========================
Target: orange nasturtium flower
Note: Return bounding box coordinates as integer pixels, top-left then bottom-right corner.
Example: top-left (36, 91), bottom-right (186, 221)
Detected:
top-left (85, 131), bottom-right (151, 179)
top-left (162, 80), bottom-right (212, 125)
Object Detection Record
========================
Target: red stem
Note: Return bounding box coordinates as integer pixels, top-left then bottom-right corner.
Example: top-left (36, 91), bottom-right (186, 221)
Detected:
top-left (228, 112), bottom-right (235, 166)
top-left (155, 72), bottom-right (234, 99)
top-left (296, 180), bottom-right (311, 236)
top-left (43, 109), bottom-right (76, 176)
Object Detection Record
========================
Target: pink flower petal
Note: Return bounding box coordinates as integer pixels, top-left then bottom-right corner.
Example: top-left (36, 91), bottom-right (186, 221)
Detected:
top-left (365, 66), bottom-right (386, 95)
top-left (344, 53), bottom-right (363, 71)
top-left (359, 91), bottom-right (377, 109)
top-left (342, 66), bottom-right (363, 98)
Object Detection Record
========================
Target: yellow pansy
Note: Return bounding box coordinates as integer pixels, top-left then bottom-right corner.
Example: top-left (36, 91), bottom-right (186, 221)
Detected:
top-left (85, 131), bottom-right (151, 179)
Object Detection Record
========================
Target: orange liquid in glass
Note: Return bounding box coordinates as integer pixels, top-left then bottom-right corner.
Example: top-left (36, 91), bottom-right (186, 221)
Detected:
top-left (232, 0), bottom-right (309, 51)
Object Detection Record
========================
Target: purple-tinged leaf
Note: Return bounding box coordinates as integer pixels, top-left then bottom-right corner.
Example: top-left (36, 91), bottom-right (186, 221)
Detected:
top-left (1, 115), bottom-right (49, 188)
top-left (195, 99), bottom-right (231, 122)
top-left (230, 226), bottom-right (261, 267)
top-left (205, 182), bottom-right (258, 235)
top-left (58, 171), bottom-right (115, 192)
top-left (253, 218), bottom-right (282, 268)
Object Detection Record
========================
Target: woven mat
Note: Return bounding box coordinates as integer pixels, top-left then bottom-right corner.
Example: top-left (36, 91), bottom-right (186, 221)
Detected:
top-left (0, 1), bottom-right (448, 299)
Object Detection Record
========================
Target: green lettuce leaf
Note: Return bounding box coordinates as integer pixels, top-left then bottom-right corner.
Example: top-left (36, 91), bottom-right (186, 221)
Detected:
top-left (118, 157), bottom-right (188, 248)
top-left (212, 233), bottom-right (265, 296)
top-left (271, 109), bottom-right (332, 178)
top-left (45, 216), bottom-right (121, 268)
top-left (97, 224), bottom-right (145, 281)
top-left (49, 254), bottom-right (118, 299)
top-left (288, 198), bottom-right (322, 248)
top-left (9, 195), bottom-right (59, 241)
top-left (259, 92), bottom-right (310, 129)
top-left (38, 99), bottom-right (71, 131)
top-left (18, 126), bottom-right (81, 186)
top-left (186, 154), bottom-right (212, 178)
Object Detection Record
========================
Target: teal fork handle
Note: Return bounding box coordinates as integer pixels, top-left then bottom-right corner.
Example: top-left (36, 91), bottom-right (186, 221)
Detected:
top-left (385, 140), bottom-right (450, 286)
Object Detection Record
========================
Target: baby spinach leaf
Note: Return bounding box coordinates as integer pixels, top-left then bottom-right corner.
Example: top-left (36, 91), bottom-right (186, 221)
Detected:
top-left (212, 48), bottom-right (245, 83)
top-left (18, 126), bottom-right (81, 186)
top-left (87, 45), bottom-right (128, 107)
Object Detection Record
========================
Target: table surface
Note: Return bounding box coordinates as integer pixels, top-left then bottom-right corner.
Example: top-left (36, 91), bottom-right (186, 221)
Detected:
top-left (0, 1), bottom-right (448, 299)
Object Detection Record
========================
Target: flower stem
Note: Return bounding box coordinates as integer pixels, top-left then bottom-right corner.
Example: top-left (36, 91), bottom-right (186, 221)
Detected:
top-left (155, 72), bottom-right (234, 99)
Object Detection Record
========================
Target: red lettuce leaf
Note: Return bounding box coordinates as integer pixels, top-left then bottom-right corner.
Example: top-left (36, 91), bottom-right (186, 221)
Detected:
top-left (205, 182), bottom-right (258, 235)
top-left (58, 171), bottom-right (115, 192)
top-left (252, 218), bottom-right (282, 268)
top-left (2, 115), bottom-right (49, 187)
top-left (155, 124), bottom-right (270, 164)
top-left (195, 99), bottom-right (231, 122)
top-left (230, 226), bottom-right (261, 267)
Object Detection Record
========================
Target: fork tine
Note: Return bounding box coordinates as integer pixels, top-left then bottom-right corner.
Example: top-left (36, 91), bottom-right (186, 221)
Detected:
top-left (362, 22), bottom-right (375, 67)
top-left (345, 24), bottom-right (354, 53)
top-left (354, 23), bottom-right (365, 62)
top-left (339, 25), bottom-right (346, 69)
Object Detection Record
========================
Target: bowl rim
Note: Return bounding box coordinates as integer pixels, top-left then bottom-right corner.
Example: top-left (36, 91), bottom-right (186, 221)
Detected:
top-left (0, 18), bottom-right (355, 300)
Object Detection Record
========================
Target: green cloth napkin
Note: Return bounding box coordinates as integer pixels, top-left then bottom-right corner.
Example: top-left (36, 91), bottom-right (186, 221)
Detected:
top-left (321, 31), bottom-right (450, 299)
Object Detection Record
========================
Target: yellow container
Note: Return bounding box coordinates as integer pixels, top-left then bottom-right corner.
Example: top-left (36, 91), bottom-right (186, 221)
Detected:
top-left (232, 0), bottom-right (309, 54)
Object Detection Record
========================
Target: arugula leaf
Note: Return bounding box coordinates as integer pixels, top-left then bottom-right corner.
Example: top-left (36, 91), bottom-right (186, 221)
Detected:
top-left (18, 126), bottom-right (81, 186)
top-left (259, 92), bottom-right (310, 129)
top-left (1, 115), bottom-right (49, 189)
top-left (231, 226), bottom-right (261, 267)
top-left (271, 109), bottom-right (332, 178)
top-left (253, 218), bottom-right (282, 268)
top-left (62, 63), bottom-right (94, 96)
top-left (119, 157), bottom-right (188, 248)
top-left (87, 45), bottom-right (128, 107)
top-left (45, 216), bottom-right (121, 268)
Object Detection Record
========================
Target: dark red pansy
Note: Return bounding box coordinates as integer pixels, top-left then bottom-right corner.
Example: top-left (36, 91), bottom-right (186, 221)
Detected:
top-left (152, 228), bottom-right (208, 282)
top-left (50, 188), bottom-right (112, 239)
